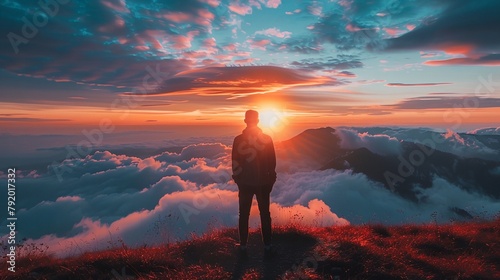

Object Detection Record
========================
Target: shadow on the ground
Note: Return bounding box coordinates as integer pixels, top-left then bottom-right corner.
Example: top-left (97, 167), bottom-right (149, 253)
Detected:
top-left (217, 228), bottom-right (318, 279)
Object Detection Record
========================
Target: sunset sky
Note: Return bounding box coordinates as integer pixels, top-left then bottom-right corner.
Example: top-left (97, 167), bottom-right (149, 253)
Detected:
top-left (2, 1), bottom-right (500, 261)
top-left (1, 0), bottom-right (499, 135)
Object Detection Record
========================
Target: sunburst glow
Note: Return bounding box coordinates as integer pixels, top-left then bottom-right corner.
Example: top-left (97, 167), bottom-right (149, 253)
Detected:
top-left (258, 107), bottom-right (288, 132)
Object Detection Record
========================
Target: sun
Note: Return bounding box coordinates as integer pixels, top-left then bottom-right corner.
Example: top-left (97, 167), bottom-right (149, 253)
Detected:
top-left (258, 107), bottom-right (288, 131)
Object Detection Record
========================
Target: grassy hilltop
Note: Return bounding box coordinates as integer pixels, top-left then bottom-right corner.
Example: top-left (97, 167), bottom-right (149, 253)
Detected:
top-left (2, 220), bottom-right (499, 279)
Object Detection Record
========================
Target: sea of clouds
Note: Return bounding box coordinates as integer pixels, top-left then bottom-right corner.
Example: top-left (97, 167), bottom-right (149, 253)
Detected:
top-left (1, 127), bottom-right (499, 257)
top-left (338, 127), bottom-right (500, 161)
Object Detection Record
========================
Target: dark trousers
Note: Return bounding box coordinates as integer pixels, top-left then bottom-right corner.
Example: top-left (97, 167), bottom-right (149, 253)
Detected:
top-left (238, 185), bottom-right (272, 246)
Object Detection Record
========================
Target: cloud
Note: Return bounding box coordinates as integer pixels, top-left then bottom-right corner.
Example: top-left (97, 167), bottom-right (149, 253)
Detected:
top-left (21, 186), bottom-right (349, 257)
top-left (334, 128), bottom-right (402, 156)
top-left (307, 1), bottom-right (322, 16)
top-left (198, 0), bottom-right (221, 7)
top-left (7, 145), bottom-right (233, 241)
top-left (273, 168), bottom-right (500, 225)
top-left (386, 82), bottom-right (451, 87)
top-left (0, 117), bottom-right (71, 122)
top-left (2, 0), bottom-right (497, 104)
top-left (0, 0), bottom-right (221, 91)
top-left (285, 9), bottom-right (301, 15)
top-left (491, 167), bottom-right (500, 176)
top-left (385, 1), bottom-right (500, 64)
top-left (346, 127), bottom-right (500, 162)
top-left (389, 96), bottom-right (500, 109)
top-left (163, 12), bottom-right (194, 23)
top-left (468, 127), bottom-right (500, 135)
top-left (101, 0), bottom-right (130, 13)
top-left (439, 129), bottom-right (500, 161)
top-left (278, 37), bottom-right (323, 54)
top-left (282, 0), bottom-right (500, 55)
top-left (255, 28), bottom-right (291, 39)
top-left (336, 71), bottom-right (357, 78)
top-left (424, 54), bottom-right (500, 66)
top-left (265, 0), bottom-right (281, 9)
top-left (386, 1), bottom-right (500, 52)
top-left (56, 196), bottom-right (83, 202)
top-left (2, 128), bottom-right (500, 257)
top-left (306, 0), bottom-right (444, 51)
top-left (23, 188), bottom-right (240, 256)
top-left (269, 199), bottom-right (349, 227)
top-left (291, 55), bottom-right (364, 71)
top-left (155, 143), bottom-right (230, 163)
top-left (248, 38), bottom-right (271, 50)
top-left (312, 9), bottom-right (381, 51)
top-left (132, 66), bottom-right (339, 97)
top-left (228, 2), bottom-right (252, 15)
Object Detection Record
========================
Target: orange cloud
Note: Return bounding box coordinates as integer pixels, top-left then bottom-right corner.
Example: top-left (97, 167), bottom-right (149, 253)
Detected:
top-left (223, 43), bottom-right (237, 51)
top-left (386, 82), bottom-right (451, 87)
top-left (101, 0), bottom-right (130, 13)
top-left (163, 12), bottom-right (192, 23)
top-left (384, 27), bottom-right (404, 36)
top-left (194, 9), bottom-right (215, 27)
top-left (345, 23), bottom-right (362, 32)
top-left (248, 39), bottom-right (271, 50)
top-left (228, 2), bottom-right (252, 15)
top-left (439, 44), bottom-right (475, 55)
top-left (170, 31), bottom-right (199, 50)
top-left (129, 66), bottom-right (340, 98)
top-left (424, 55), bottom-right (500, 66)
top-left (198, 0), bottom-right (220, 7)
top-left (255, 27), bottom-right (291, 39)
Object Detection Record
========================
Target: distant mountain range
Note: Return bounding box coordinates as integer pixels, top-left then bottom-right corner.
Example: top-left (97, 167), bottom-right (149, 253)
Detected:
top-left (276, 127), bottom-right (500, 204)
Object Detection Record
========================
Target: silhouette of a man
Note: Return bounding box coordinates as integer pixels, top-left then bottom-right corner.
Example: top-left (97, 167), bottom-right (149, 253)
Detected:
top-left (232, 110), bottom-right (276, 257)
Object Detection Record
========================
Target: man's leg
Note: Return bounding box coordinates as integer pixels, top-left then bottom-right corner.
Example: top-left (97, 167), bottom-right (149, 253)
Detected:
top-left (256, 187), bottom-right (272, 246)
top-left (238, 187), bottom-right (253, 246)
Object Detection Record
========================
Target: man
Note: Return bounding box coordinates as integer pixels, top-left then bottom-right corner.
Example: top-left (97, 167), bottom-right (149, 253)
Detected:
top-left (232, 110), bottom-right (277, 258)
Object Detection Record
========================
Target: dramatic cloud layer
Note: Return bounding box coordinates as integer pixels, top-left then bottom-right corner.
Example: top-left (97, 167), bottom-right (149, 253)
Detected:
top-left (1, 127), bottom-right (499, 257)
top-left (468, 127), bottom-right (500, 135)
top-left (346, 127), bottom-right (500, 161)
top-left (335, 128), bottom-right (402, 156)
top-left (389, 96), bottom-right (500, 109)
top-left (145, 66), bottom-right (339, 97)
top-left (386, 0), bottom-right (500, 65)
top-left (386, 83), bottom-right (451, 87)
top-left (2, 0), bottom-right (499, 119)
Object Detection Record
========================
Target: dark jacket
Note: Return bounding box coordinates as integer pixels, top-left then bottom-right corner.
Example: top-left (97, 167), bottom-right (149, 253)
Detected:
top-left (232, 126), bottom-right (276, 188)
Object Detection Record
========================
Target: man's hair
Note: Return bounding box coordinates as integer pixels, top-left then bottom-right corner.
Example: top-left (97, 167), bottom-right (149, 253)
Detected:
top-left (244, 110), bottom-right (259, 124)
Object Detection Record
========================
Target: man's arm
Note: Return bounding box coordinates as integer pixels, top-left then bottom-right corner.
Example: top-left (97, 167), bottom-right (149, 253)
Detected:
top-left (267, 137), bottom-right (277, 181)
top-left (232, 137), bottom-right (242, 181)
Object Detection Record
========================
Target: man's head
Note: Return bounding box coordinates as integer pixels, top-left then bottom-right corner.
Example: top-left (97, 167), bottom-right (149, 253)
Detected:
top-left (244, 110), bottom-right (259, 126)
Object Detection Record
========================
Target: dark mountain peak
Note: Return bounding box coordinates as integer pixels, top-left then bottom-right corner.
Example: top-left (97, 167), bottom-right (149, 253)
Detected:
top-left (284, 127), bottom-right (336, 143)
top-left (303, 126), bottom-right (336, 134)
top-left (280, 127), bottom-right (337, 147)
top-left (277, 127), bottom-right (341, 169)
top-left (284, 126), bottom-right (336, 144)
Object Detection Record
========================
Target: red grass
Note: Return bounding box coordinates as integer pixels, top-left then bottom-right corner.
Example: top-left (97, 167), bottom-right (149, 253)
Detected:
top-left (1, 220), bottom-right (499, 279)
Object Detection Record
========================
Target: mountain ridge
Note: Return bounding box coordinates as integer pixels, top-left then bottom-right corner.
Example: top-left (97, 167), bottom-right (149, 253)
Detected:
top-left (277, 127), bottom-right (500, 203)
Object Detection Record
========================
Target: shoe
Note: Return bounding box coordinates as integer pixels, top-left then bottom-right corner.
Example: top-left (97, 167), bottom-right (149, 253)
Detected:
top-left (237, 244), bottom-right (248, 259)
top-left (264, 245), bottom-right (277, 259)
